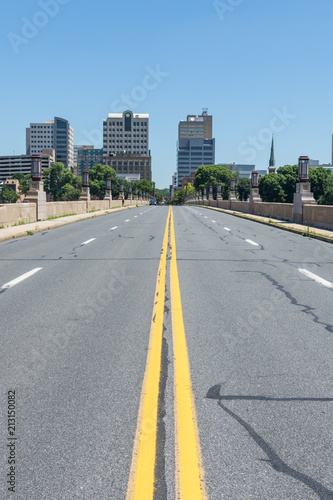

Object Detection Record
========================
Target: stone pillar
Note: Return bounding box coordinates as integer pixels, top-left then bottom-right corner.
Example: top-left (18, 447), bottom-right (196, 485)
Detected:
top-left (104, 177), bottom-right (112, 207)
top-left (134, 187), bottom-right (138, 201)
top-left (80, 170), bottom-right (90, 212)
top-left (139, 189), bottom-right (142, 201)
top-left (228, 178), bottom-right (237, 209)
top-left (208, 185), bottom-right (214, 201)
top-left (293, 156), bottom-right (316, 223)
top-left (128, 185), bottom-right (132, 205)
top-left (24, 154), bottom-right (47, 220)
top-left (25, 180), bottom-right (47, 221)
top-left (203, 187), bottom-right (207, 205)
top-left (119, 182), bottom-right (124, 205)
top-left (249, 171), bottom-right (261, 214)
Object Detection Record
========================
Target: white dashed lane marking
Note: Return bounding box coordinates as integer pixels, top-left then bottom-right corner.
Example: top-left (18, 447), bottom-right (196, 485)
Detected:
top-left (1, 268), bottom-right (43, 290)
top-left (299, 269), bottom-right (333, 289)
top-left (246, 239), bottom-right (259, 246)
top-left (81, 238), bottom-right (96, 245)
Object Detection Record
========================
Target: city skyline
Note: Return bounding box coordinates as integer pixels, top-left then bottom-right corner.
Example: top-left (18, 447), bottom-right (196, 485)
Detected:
top-left (1, 1), bottom-right (333, 188)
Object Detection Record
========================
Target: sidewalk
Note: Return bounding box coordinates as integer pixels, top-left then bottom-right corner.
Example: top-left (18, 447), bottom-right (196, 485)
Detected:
top-left (0, 206), bottom-right (138, 243)
top-left (198, 205), bottom-right (333, 244)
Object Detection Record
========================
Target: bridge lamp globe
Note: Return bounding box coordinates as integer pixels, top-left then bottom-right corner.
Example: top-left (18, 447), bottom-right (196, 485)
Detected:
top-left (251, 171), bottom-right (259, 188)
top-left (298, 156), bottom-right (310, 182)
top-left (230, 178), bottom-right (235, 191)
top-left (82, 170), bottom-right (89, 187)
top-left (106, 177), bottom-right (111, 191)
top-left (31, 154), bottom-right (42, 181)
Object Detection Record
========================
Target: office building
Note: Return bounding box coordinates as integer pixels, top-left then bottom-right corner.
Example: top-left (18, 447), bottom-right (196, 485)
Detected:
top-left (0, 152), bottom-right (55, 183)
top-left (26, 117), bottom-right (74, 170)
top-left (177, 110), bottom-right (215, 188)
top-left (103, 110), bottom-right (152, 181)
top-left (78, 147), bottom-right (104, 176)
top-left (104, 152), bottom-right (152, 181)
top-left (103, 110), bottom-right (149, 157)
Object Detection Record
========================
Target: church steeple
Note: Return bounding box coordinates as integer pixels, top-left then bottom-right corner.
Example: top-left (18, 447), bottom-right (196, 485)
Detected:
top-left (269, 136), bottom-right (276, 173)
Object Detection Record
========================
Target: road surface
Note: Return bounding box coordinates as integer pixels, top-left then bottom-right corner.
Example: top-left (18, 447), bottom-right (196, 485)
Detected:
top-left (1, 205), bottom-right (332, 499)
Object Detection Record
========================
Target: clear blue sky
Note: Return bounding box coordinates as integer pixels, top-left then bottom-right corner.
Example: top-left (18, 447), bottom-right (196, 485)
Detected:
top-left (1, 0), bottom-right (333, 188)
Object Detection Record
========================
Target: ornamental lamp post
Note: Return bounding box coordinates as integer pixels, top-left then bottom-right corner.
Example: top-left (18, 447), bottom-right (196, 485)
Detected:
top-left (106, 177), bottom-right (111, 191)
top-left (82, 170), bottom-right (89, 187)
top-left (228, 178), bottom-right (237, 207)
top-left (31, 154), bottom-right (42, 181)
top-left (298, 156), bottom-right (310, 182)
top-left (251, 171), bottom-right (259, 188)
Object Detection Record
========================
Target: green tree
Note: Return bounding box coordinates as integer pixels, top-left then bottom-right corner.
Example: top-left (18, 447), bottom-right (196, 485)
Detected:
top-left (259, 173), bottom-right (286, 202)
top-left (11, 173), bottom-right (31, 195)
top-left (60, 183), bottom-right (81, 201)
top-left (88, 164), bottom-right (118, 199)
top-left (309, 166), bottom-right (332, 202)
top-left (132, 179), bottom-right (154, 197)
top-left (318, 174), bottom-right (333, 205)
top-left (236, 177), bottom-right (251, 201)
top-left (194, 165), bottom-right (233, 199)
top-left (1, 184), bottom-right (20, 203)
top-left (43, 162), bottom-right (82, 200)
top-left (276, 165), bottom-right (298, 203)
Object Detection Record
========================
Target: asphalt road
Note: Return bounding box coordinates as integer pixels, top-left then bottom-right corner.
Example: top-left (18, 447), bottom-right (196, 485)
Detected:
top-left (0, 205), bottom-right (332, 499)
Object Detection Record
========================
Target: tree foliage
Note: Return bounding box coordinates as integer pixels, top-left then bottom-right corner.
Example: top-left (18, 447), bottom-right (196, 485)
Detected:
top-left (1, 184), bottom-right (20, 203)
top-left (236, 177), bottom-right (251, 201)
top-left (43, 162), bottom-right (82, 201)
top-left (258, 165), bottom-right (333, 205)
top-left (258, 173), bottom-right (286, 202)
top-left (12, 173), bottom-right (32, 195)
top-left (193, 165), bottom-right (233, 199)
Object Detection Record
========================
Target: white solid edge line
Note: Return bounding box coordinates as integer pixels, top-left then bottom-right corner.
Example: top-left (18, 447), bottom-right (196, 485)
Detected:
top-left (110, 226), bottom-right (118, 231)
top-left (82, 238), bottom-right (96, 245)
top-left (246, 239), bottom-right (259, 246)
top-left (2, 268), bottom-right (43, 289)
top-left (299, 268), bottom-right (333, 289)
top-left (224, 227), bottom-right (231, 231)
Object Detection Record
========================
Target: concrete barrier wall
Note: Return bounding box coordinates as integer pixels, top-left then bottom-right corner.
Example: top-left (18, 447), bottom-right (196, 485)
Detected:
top-left (253, 202), bottom-right (293, 220)
top-left (0, 203), bottom-right (36, 227)
top-left (46, 201), bottom-right (87, 218)
top-left (0, 198), bottom-right (148, 227)
top-left (185, 198), bottom-right (333, 230)
top-left (229, 201), bottom-right (250, 212)
top-left (303, 204), bottom-right (333, 230)
top-left (217, 200), bottom-right (229, 209)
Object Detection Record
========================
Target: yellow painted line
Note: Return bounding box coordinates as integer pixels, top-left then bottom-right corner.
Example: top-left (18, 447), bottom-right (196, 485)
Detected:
top-left (170, 207), bottom-right (207, 500)
top-left (126, 206), bottom-right (171, 500)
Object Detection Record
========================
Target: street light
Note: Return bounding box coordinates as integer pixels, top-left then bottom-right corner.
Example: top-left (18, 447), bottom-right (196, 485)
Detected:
top-left (251, 171), bottom-right (259, 188)
top-left (31, 154), bottom-right (42, 181)
top-left (298, 156), bottom-right (310, 182)
top-left (106, 177), bottom-right (111, 191)
top-left (82, 170), bottom-right (89, 187)
top-left (230, 178), bottom-right (235, 191)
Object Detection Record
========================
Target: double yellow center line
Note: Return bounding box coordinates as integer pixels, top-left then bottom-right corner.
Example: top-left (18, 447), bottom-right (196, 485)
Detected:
top-left (126, 206), bottom-right (207, 500)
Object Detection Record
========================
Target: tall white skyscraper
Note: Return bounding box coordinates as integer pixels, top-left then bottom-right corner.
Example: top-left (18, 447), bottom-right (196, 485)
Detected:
top-left (103, 110), bottom-right (149, 157)
top-left (26, 117), bottom-right (74, 170)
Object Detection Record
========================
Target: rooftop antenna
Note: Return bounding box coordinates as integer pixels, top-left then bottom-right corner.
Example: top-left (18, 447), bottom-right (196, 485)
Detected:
top-left (202, 108), bottom-right (208, 116)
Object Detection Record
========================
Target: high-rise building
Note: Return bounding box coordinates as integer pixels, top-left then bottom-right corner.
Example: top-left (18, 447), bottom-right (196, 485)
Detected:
top-left (26, 117), bottom-right (74, 170)
top-left (78, 147), bottom-right (104, 176)
top-left (0, 152), bottom-right (54, 183)
top-left (176, 110), bottom-right (215, 188)
top-left (103, 110), bottom-right (152, 181)
top-left (103, 110), bottom-right (149, 157)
